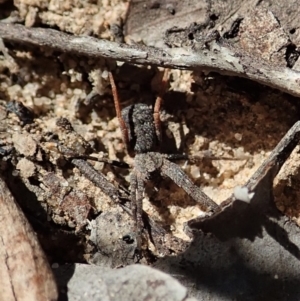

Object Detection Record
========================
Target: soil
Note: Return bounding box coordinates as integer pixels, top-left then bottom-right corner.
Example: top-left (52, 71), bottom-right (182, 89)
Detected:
top-left (1, 0), bottom-right (300, 267)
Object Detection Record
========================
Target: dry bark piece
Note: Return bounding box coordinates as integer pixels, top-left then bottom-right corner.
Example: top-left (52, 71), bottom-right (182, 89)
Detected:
top-left (238, 8), bottom-right (290, 66)
top-left (1, 23), bottom-right (300, 98)
top-left (0, 177), bottom-right (58, 301)
top-left (41, 171), bottom-right (91, 231)
top-left (59, 190), bottom-right (92, 231)
top-left (257, 0), bottom-right (300, 46)
top-left (125, 0), bottom-right (210, 47)
top-left (125, 0), bottom-right (294, 67)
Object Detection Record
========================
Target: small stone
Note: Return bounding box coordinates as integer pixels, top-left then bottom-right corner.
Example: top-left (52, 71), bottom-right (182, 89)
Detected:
top-left (16, 158), bottom-right (36, 178)
top-left (12, 132), bottom-right (37, 157)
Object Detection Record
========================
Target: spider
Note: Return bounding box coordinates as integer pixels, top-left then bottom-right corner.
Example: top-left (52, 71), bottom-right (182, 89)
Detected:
top-left (108, 69), bottom-right (221, 256)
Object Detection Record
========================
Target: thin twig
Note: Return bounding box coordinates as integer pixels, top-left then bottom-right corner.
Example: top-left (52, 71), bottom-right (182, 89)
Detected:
top-left (1, 23), bottom-right (300, 97)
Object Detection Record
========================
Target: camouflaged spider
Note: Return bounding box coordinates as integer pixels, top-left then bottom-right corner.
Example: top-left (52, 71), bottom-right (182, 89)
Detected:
top-left (108, 70), bottom-right (221, 254)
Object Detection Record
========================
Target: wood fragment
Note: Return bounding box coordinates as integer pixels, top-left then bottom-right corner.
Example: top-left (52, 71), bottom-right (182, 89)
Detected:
top-left (0, 177), bottom-right (58, 301)
top-left (1, 23), bottom-right (300, 97)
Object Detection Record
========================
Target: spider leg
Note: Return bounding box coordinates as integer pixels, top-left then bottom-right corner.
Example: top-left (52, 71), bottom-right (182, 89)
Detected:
top-left (130, 170), bottom-right (144, 258)
top-left (153, 68), bottom-right (169, 144)
top-left (72, 159), bottom-right (133, 216)
top-left (72, 158), bottom-right (120, 203)
top-left (55, 139), bottom-right (130, 168)
top-left (161, 158), bottom-right (220, 213)
top-left (108, 72), bottom-right (130, 148)
top-left (71, 154), bottom-right (129, 168)
top-left (166, 153), bottom-right (246, 162)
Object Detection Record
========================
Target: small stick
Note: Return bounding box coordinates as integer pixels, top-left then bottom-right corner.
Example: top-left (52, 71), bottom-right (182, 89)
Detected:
top-left (245, 120), bottom-right (300, 190)
top-left (1, 23), bottom-right (300, 98)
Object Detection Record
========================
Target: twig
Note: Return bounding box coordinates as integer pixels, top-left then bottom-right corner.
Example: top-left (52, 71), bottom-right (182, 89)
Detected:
top-left (0, 23), bottom-right (300, 97)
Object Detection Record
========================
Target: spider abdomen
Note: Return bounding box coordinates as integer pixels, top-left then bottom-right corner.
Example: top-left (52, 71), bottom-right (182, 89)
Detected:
top-left (122, 103), bottom-right (158, 153)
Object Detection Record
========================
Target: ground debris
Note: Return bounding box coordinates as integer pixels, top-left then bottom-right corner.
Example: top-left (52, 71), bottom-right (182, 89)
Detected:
top-left (2, 1), bottom-right (300, 300)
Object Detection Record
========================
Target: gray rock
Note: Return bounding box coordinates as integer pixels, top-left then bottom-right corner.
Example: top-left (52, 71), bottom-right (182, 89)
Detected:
top-left (54, 263), bottom-right (197, 301)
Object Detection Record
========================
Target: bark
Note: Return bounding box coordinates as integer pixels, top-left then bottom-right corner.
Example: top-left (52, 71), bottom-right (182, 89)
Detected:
top-left (0, 177), bottom-right (58, 301)
top-left (1, 23), bottom-right (300, 97)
